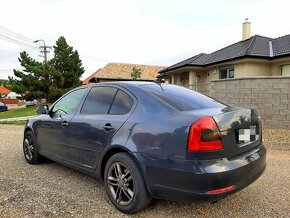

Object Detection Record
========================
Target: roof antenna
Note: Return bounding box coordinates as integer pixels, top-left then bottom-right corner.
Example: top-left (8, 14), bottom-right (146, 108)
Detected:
top-left (154, 74), bottom-right (165, 83)
top-left (153, 75), bottom-right (165, 91)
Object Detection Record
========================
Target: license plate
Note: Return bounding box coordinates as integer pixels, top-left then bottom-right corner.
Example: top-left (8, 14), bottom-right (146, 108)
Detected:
top-left (238, 126), bottom-right (259, 143)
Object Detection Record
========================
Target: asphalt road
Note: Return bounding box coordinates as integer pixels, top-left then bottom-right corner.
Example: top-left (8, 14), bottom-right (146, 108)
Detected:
top-left (0, 125), bottom-right (289, 217)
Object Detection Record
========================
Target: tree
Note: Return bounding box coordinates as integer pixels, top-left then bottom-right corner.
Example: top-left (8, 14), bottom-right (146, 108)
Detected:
top-left (0, 79), bottom-right (8, 86)
top-left (9, 36), bottom-right (84, 102)
top-left (9, 51), bottom-right (53, 100)
top-left (50, 36), bottom-right (84, 89)
top-left (131, 67), bottom-right (141, 80)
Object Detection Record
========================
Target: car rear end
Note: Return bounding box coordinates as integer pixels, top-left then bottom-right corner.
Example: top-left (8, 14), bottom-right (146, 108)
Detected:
top-left (0, 102), bottom-right (8, 112)
top-left (182, 107), bottom-right (266, 201)
top-left (132, 83), bottom-right (266, 202)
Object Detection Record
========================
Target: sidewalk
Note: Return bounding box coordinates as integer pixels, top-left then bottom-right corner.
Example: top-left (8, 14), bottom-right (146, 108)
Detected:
top-left (0, 116), bottom-right (35, 121)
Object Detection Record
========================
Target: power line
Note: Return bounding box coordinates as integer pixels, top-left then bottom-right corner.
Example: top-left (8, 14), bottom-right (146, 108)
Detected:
top-left (0, 33), bottom-right (38, 50)
top-left (0, 25), bottom-right (35, 44)
top-left (79, 53), bottom-right (112, 62)
top-left (0, 25), bottom-right (38, 50)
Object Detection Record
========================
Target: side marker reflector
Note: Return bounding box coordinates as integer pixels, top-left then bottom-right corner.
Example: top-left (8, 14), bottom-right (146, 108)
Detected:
top-left (206, 185), bottom-right (236, 194)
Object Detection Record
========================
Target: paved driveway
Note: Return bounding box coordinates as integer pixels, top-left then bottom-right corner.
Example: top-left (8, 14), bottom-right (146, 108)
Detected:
top-left (0, 125), bottom-right (289, 217)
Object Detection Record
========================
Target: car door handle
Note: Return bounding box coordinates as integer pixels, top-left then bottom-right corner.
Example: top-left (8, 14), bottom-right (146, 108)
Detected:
top-left (103, 123), bottom-right (115, 132)
top-left (61, 121), bottom-right (69, 128)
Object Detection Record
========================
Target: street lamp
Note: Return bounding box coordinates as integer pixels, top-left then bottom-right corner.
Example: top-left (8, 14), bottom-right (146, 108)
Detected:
top-left (34, 39), bottom-right (48, 63)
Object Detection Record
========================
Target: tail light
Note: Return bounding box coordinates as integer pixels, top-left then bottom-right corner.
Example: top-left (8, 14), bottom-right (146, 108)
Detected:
top-left (187, 116), bottom-right (223, 151)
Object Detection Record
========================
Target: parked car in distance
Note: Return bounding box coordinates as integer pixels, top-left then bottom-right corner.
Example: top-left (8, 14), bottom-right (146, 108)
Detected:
top-left (25, 99), bottom-right (38, 107)
top-left (0, 101), bottom-right (8, 112)
top-left (23, 82), bottom-right (266, 214)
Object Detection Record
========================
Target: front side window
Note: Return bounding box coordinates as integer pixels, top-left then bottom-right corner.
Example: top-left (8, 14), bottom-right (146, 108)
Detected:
top-left (219, 67), bottom-right (234, 79)
top-left (52, 88), bottom-right (87, 115)
top-left (81, 86), bottom-right (117, 115)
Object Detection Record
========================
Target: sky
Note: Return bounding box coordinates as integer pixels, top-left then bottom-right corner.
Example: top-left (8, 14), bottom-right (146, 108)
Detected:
top-left (1, 0), bottom-right (290, 80)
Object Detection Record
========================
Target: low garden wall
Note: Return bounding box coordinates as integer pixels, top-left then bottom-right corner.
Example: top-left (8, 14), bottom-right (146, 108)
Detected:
top-left (0, 98), bottom-right (18, 105)
top-left (209, 76), bottom-right (290, 130)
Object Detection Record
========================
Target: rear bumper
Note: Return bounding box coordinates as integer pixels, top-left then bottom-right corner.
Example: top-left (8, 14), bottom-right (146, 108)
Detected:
top-left (134, 144), bottom-right (266, 202)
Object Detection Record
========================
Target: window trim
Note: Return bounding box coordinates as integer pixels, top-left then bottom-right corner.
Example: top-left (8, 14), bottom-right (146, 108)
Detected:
top-left (219, 67), bottom-right (234, 79)
top-left (79, 84), bottom-right (137, 116)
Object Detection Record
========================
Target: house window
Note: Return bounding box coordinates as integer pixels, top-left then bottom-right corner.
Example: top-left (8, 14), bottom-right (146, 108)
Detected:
top-left (219, 67), bottom-right (234, 79)
top-left (282, 65), bottom-right (290, 76)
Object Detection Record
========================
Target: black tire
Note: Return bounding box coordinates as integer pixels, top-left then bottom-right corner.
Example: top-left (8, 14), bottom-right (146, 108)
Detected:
top-left (104, 152), bottom-right (152, 214)
top-left (23, 131), bottom-right (42, 164)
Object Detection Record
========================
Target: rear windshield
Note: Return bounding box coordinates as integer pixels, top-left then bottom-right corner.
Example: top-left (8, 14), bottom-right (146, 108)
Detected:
top-left (141, 84), bottom-right (226, 111)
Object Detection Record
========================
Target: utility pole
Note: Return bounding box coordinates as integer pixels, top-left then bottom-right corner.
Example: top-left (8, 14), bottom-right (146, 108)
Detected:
top-left (33, 39), bottom-right (52, 63)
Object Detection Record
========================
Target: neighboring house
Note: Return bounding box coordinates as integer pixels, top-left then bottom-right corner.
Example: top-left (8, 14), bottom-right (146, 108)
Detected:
top-left (0, 85), bottom-right (11, 98)
top-left (6, 91), bottom-right (21, 99)
top-left (83, 63), bottom-right (165, 85)
top-left (0, 86), bottom-right (19, 108)
top-left (82, 68), bottom-right (102, 85)
top-left (159, 20), bottom-right (290, 86)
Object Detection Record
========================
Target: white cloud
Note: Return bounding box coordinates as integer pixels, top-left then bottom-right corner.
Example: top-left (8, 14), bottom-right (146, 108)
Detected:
top-left (1, 0), bottom-right (290, 79)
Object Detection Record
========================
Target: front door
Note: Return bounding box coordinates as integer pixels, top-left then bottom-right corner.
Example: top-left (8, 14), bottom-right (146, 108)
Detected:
top-left (36, 88), bottom-right (88, 161)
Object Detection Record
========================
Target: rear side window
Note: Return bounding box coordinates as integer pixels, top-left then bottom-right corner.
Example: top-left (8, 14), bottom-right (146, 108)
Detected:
top-left (81, 87), bottom-right (117, 114)
top-left (109, 90), bottom-right (134, 115)
top-left (141, 84), bottom-right (225, 111)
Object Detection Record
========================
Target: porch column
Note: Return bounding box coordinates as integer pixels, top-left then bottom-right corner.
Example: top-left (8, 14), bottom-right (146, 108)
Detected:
top-left (188, 71), bottom-right (195, 90)
top-left (175, 74), bottom-right (180, 85)
top-left (171, 75), bottom-right (175, 84)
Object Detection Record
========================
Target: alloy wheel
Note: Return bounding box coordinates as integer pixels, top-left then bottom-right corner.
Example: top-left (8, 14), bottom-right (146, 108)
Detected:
top-left (107, 162), bottom-right (134, 206)
top-left (24, 136), bottom-right (34, 161)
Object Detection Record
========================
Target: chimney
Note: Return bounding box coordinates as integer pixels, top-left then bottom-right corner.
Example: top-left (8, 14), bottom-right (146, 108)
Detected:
top-left (242, 18), bottom-right (251, 40)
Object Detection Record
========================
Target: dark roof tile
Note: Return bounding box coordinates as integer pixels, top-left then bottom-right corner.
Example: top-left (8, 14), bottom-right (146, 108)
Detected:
top-left (272, 34), bottom-right (290, 56)
top-left (161, 34), bottom-right (290, 73)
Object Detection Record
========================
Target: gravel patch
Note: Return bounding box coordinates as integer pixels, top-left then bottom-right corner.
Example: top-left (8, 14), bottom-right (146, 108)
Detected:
top-left (0, 125), bottom-right (289, 217)
top-left (263, 129), bottom-right (290, 150)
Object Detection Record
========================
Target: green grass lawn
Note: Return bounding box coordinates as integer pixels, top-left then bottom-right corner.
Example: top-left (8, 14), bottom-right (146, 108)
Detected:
top-left (0, 106), bottom-right (38, 119)
top-left (0, 120), bottom-right (27, 125)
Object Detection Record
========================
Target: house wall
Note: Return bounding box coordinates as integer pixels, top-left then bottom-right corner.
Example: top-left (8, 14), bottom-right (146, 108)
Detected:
top-left (166, 59), bottom-right (290, 86)
top-left (204, 68), bottom-right (219, 83)
top-left (235, 62), bottom-right (271, 77)
top-left (270, 64), bottom-right (281, 76)
top-left (270, 57), bottom-right (290, 76)
top-left (209, 77), bottom-right (290, 130)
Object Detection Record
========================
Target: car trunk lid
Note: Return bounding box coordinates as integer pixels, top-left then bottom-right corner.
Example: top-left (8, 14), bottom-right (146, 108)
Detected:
top-left (213, 107), bottom-right (261, 158)
top-left (185, 106), bottom-right (262, 159)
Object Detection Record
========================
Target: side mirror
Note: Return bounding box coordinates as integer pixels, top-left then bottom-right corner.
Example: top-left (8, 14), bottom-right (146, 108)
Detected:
top-left (37, 105), bottom-right (49, 115)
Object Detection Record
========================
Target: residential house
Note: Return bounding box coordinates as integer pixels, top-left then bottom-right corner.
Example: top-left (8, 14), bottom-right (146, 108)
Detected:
top-left (159, 20), bottom-right (290, 88)
top-left (83, 63), bottom-right (165, 85)
top-left (0, 85), bottom-right (19, 108)
top-left (82, 69), bottom-right (102, 84)
top-left (0, 85), bottom-right (10, 98)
